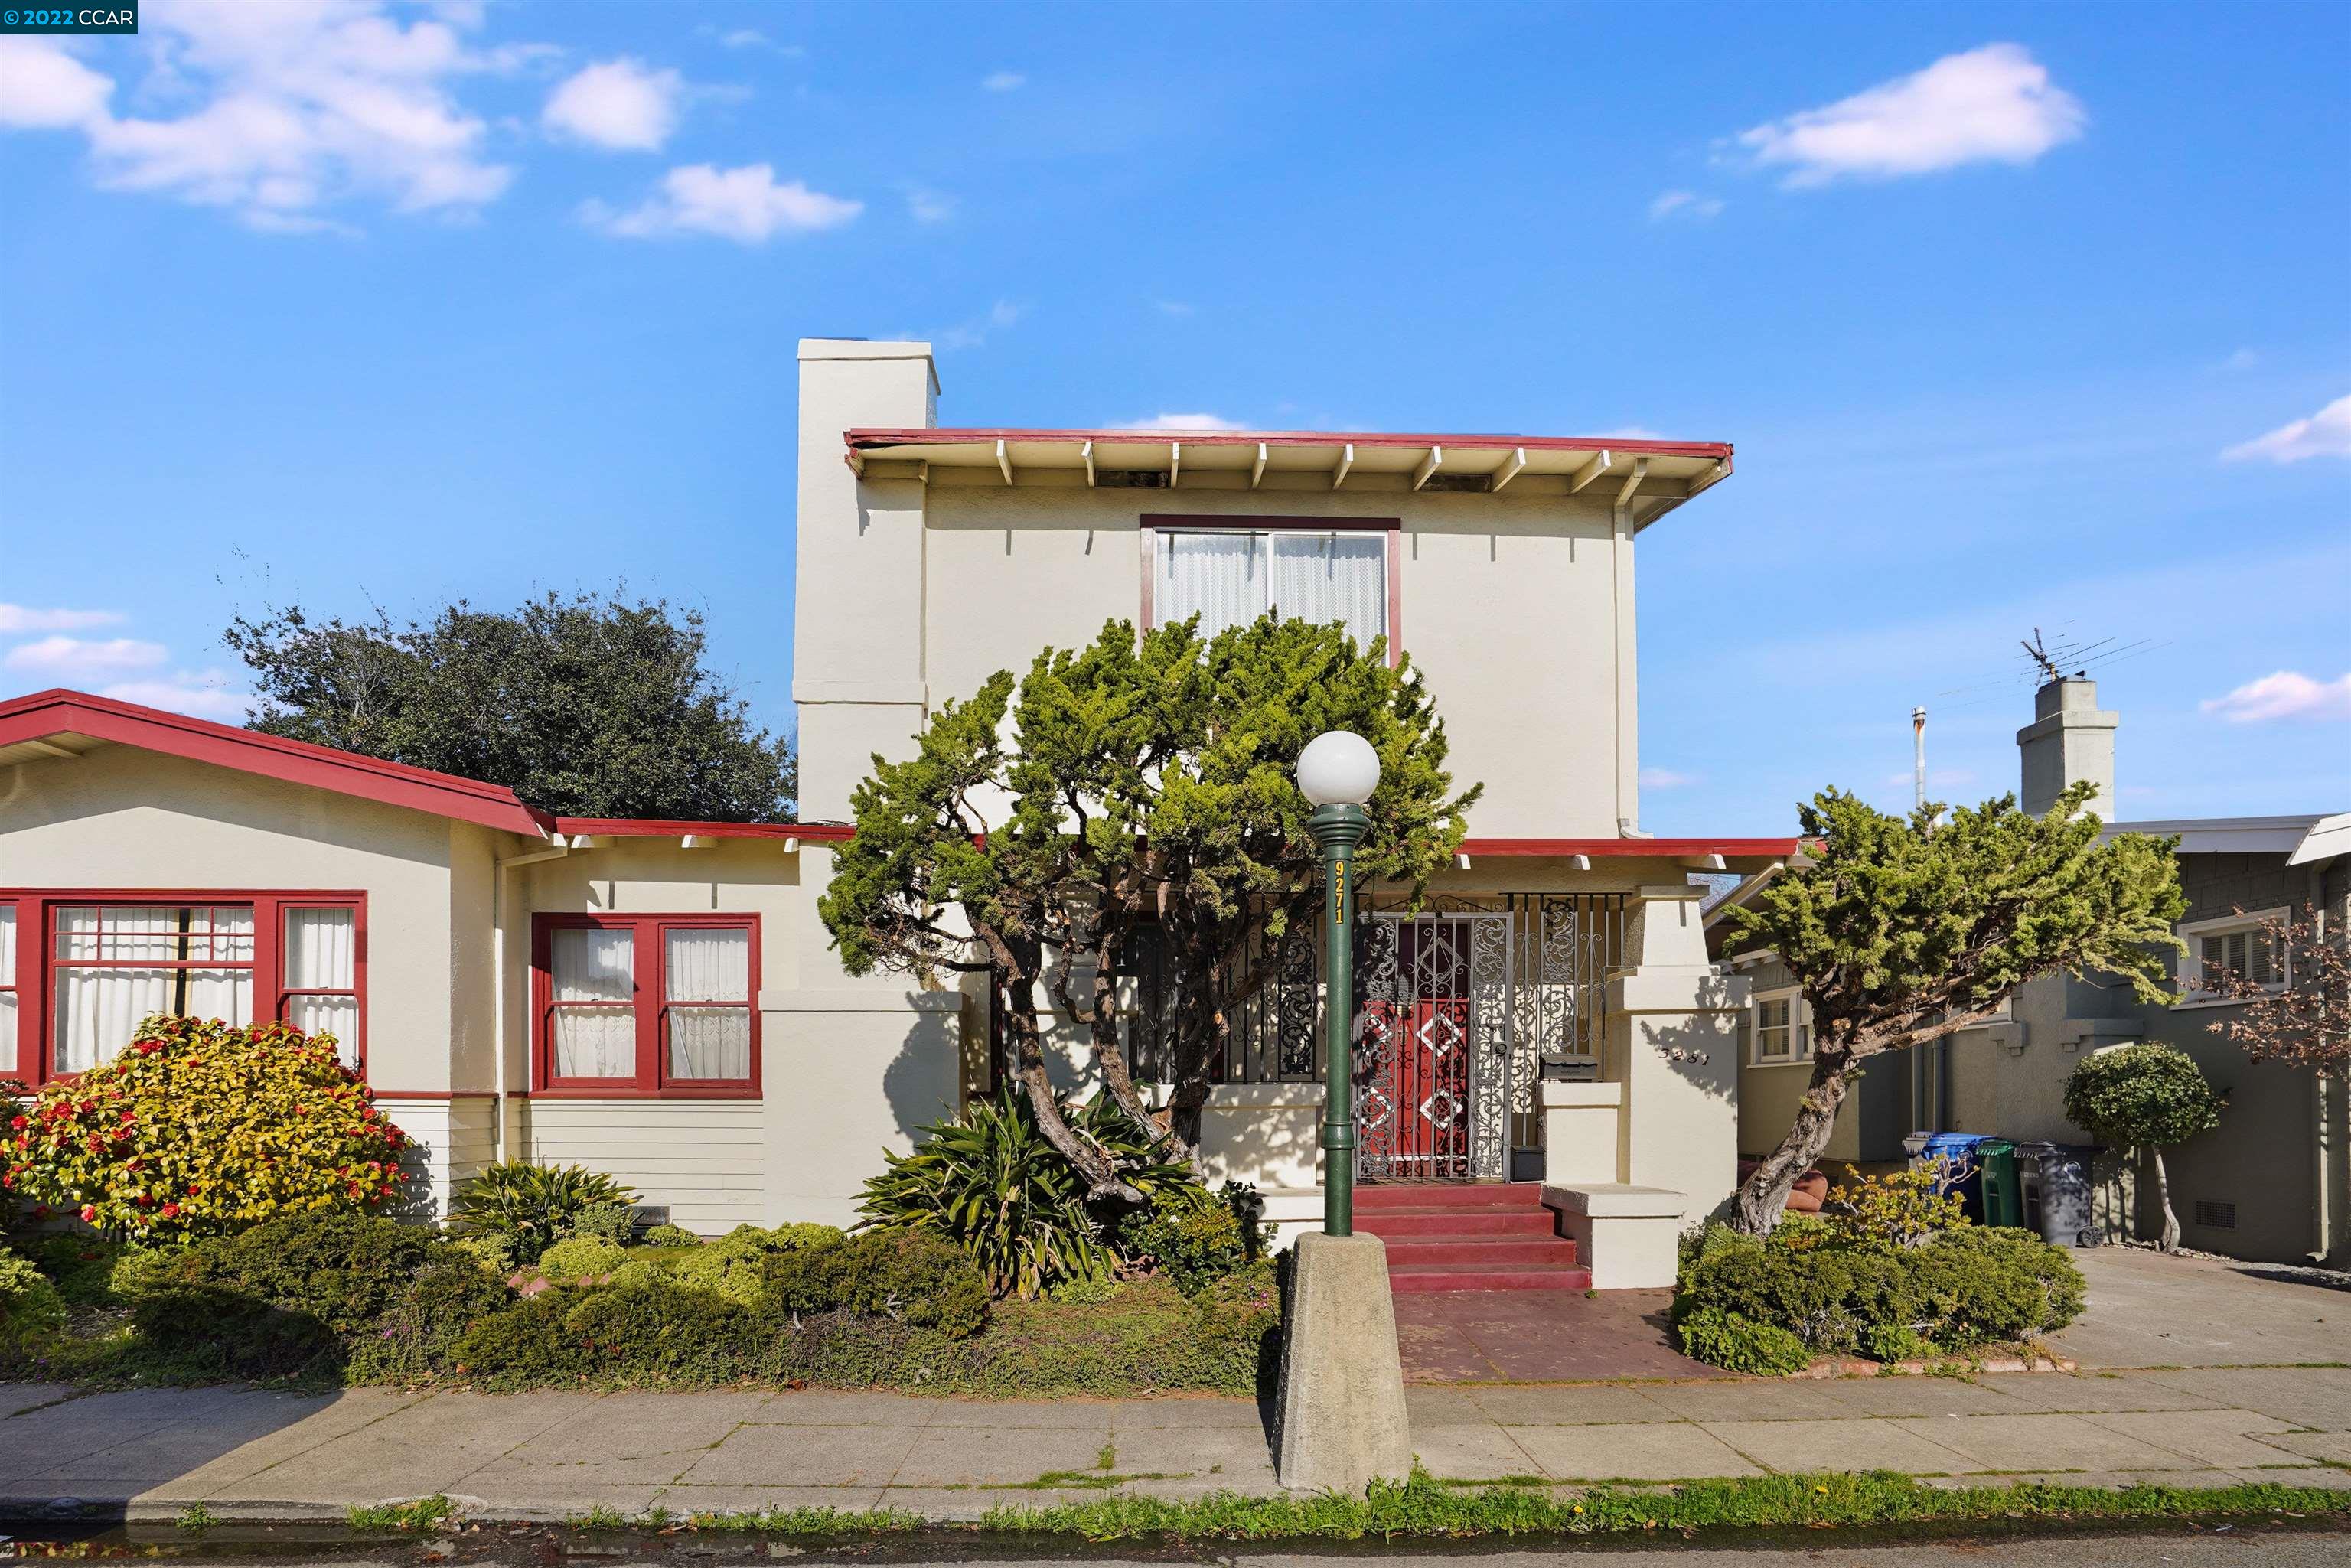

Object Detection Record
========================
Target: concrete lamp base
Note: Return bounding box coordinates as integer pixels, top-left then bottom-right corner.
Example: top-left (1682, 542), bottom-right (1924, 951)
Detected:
top-left (1273, 1231), bottom-right (1414, 1493)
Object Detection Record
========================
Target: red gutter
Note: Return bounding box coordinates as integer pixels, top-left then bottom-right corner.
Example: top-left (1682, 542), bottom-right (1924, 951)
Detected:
top-left (847, 427), bottom-right (1734, 462)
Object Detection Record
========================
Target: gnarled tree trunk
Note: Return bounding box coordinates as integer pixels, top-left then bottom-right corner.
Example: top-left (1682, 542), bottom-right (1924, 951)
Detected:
top-left (1733, 1047), bottom-right (1854, 1234)
top-left (2147, 1144), bottom-right (2180, 1251)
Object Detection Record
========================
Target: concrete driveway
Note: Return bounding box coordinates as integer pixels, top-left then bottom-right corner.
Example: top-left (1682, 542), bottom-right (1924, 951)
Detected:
top-left (2049, 1246), bottom-right (2347, 1369)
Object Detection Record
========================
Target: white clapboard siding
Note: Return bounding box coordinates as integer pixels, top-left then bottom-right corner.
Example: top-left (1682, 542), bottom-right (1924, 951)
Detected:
top-left (519, 1099), bottom-right (766, 1234)
top-left (376, 1097), bottom-right (497, 1221)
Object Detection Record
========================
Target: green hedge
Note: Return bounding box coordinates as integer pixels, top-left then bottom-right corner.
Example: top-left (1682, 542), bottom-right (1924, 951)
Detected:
top-left (1674, 1221), bottom-right (2086, 1366)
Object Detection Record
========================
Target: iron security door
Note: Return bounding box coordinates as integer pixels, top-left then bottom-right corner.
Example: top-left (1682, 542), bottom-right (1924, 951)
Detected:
top-left (1355, 914), bottom-right (1511, 1182)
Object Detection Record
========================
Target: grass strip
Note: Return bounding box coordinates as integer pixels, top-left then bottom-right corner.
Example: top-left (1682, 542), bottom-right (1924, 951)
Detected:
top-left (977, 1471), bottom-right (2351, 1540)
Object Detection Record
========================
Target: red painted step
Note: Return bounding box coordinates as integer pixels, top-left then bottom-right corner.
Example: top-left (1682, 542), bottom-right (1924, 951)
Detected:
top-left (1355, 1183), bottom-right (1590, 1293)
top-left (1381, 1236), bottom-right (1579, 1267)
top-left (1355, 1208), bottom-right (1560, 1238)
top-left (1355, 1182), bottom-right (1548, 1210)
top-left (1388, 1262), bottom-right (1594, 1294)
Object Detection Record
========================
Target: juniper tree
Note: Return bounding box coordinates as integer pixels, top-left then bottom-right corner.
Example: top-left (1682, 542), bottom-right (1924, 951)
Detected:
top-left (818, 615), bottom-right (1476, 1195)
top-left (1722, 783), bottom-right (2184, 1234)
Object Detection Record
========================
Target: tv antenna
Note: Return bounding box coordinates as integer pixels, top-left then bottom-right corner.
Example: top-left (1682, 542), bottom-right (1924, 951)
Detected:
top-left (2021, 628), bottom-right (2062, 683)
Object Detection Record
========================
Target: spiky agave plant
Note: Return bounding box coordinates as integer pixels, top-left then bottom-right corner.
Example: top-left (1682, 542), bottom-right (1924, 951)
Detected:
top-left (855, 1088), bottom-right (1203, 1299)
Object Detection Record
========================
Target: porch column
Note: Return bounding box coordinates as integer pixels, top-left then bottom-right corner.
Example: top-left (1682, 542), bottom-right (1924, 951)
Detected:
top-left (1604, 883), bottom-right (1747, 1218)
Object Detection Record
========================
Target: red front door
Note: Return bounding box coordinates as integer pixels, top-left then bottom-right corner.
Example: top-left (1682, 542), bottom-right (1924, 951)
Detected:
top-left (1358, 918), bottom-right (1474, 1180)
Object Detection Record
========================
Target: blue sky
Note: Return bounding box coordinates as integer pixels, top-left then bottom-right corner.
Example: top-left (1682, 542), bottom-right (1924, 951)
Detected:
top-left (3, 0), bottom-right (2346, 833)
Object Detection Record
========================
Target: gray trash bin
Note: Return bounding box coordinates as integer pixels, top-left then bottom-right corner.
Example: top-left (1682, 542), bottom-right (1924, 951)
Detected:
top-left (2018, 1141), bottom-right (2098, 1248)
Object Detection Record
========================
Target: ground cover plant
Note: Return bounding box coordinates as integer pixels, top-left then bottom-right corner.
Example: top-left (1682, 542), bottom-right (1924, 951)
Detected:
top-left (1672, 1164), bottom-right (2085, 1371)
top-left (3, 1178), bottom-right (1278, 1397)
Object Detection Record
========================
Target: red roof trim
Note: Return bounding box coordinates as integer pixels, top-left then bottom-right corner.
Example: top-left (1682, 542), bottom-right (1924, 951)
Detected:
top-left (846, 427), bottom-right (1733, 461)
top-left (554, 817), bottom-right (850, 842)
top-left (1459, 837), bottom-right (1800, 859)
top-left (0, 689), bottom-right (552, 837)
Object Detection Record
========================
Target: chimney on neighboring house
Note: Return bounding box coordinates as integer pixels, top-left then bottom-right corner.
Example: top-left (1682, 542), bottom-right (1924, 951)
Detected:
top-left (2017, 674), bottom-right (2118, 818)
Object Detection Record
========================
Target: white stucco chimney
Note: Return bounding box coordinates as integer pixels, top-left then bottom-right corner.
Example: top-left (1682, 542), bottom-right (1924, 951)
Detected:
top-left (2017, 675), bottom-right (2117, 819)
top-left (793, 340), bottom-right (939, 820)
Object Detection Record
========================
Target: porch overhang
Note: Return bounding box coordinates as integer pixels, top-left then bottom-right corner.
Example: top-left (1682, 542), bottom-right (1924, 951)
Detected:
top-left (843, 427), bottom-right (1733, 528)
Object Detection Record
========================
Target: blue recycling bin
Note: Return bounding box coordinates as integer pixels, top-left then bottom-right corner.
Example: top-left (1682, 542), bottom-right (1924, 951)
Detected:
top-left (1912, 1131), bottom-right (1997, 1222)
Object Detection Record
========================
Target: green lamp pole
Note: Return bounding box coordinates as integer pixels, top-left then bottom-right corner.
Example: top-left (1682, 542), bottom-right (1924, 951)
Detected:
top-left (1297, 731), bottom-right (1381, 1239)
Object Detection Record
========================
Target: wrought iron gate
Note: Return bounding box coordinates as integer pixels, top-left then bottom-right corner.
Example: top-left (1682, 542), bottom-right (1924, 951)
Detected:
top-left (1354, 912), bottom-right (1513, 1181)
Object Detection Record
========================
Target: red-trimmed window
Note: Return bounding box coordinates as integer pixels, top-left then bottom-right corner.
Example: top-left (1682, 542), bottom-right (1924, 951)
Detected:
top-left (533, 914), bottom-right (759, 1098)
top-left (0, 892), bottom-right (366, 1082)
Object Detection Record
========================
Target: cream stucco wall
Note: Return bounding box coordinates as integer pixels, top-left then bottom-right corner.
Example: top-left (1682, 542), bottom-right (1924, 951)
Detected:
top-left (917, 478), bottom-right (1635, 839)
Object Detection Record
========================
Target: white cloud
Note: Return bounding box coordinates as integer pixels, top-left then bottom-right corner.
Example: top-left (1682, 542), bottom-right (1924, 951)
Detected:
top-left (1648, 189), bottom-right (1723, 222)
top-left (582, 162), bottom-right (860, 243)
top-left (1592, 425), bottom-right (1664, 440)
top-left (97, 671), bottom-right (252, 722)
top-left (0, 38), bottom-right (115, 129)
top-left (1639, 767), bottom-right (1700, 789)
top-left (0, 1), bottom-right (534, 230)
top-left (980, 71), bottom-right (1026, 92)
top-left (2219, 347), bottom-right (2259, 373)
top-left (1735, 43), bottom-right (2085, 187)
top-left (1114, 413), bottom-right (1247, 432)
top-left (905, 185), bottom-right (955, 223)
top-left (2221, 395), bottom-right (2351, 464)
top-left (0, 603), bottom-right (126, 634)
top-left (3, 634), bottom-right (168, 675)
top-left (1153, 299), bottom-right (1195, 317)
top-left (2200, 670), bottom-right (2351, 725)
top-left (543, 57), bottom-right (683, 152)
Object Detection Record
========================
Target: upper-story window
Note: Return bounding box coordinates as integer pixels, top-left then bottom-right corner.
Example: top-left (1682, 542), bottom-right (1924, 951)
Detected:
top-left (2177, 908), bottom-right (2289, 1006)
top-left (1151, 527), bottom-right (1389, 648)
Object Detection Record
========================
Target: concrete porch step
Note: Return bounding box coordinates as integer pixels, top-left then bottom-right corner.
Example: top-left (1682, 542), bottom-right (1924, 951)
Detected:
top-left (1379, 1236), bottom-right (1580, 1267)
top-left (1355, 1208), bottom-right (1560, 1237)
top-left (1387, 1261), bottom-right (1595, 1293)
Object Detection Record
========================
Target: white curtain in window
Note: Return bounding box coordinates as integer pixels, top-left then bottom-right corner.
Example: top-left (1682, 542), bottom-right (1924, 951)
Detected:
top-left (53, 905), bottom-right (254, 1071)
top-left (1158, 532), bottom-right (1265, 637)
top-left (551, 927), bottom-right (635, 1078)
top-left (0, 905), bottom-right (15, 1074)
top-left (283, 908), bottom-right (359, 1064)
top-left (665, 928), bottom-right (750, 1081)
top-left (1271, 533), bottom-right (1385, 646)
top-left (54, 968), bottom-right (253, 1073)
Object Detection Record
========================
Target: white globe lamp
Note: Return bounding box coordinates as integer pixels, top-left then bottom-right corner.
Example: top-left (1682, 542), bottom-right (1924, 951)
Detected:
top-left (1296, 730), bottom-right (1380, 807)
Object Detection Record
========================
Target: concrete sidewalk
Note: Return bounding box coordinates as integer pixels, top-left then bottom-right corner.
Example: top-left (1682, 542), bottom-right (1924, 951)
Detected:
top-left (3, 1364), bottom-right (2345, 1524)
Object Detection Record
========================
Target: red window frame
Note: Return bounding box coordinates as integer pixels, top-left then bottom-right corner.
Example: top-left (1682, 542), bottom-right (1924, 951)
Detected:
top-left (531, 913), bottom-right (761, 1099)
top-left (0, 898), bottom-right (18, 1081)
top-left (1137, 513), bottom-right (1404, 665)
top-left (0, 889), bottom-right (368, 1084)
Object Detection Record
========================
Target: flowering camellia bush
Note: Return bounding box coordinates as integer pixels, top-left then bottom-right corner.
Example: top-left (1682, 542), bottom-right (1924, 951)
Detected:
top-left (5, 1015), bottom-right (409, 1240)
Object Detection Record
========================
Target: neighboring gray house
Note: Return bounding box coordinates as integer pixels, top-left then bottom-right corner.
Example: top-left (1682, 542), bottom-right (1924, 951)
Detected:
top-left (1716, 673), bottom-right (2349, 1266)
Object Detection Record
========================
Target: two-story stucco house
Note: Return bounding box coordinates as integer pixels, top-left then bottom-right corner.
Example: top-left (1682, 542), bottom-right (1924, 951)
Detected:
top-left (0, 338), bottom-right (1792, 1286)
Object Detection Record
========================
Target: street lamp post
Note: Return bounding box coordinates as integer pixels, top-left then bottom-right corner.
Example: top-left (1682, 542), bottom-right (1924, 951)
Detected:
top-left (1297, 731), bottom-right (1380, 1238)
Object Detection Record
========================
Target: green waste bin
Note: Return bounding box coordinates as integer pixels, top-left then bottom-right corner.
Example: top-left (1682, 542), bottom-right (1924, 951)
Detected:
top-left (1978, 1138), bottom-right (2023, 1229)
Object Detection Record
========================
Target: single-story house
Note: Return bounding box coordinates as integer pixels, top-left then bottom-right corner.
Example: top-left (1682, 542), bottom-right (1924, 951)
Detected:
top-left (0, 338), bottom-right (1803, 1285)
